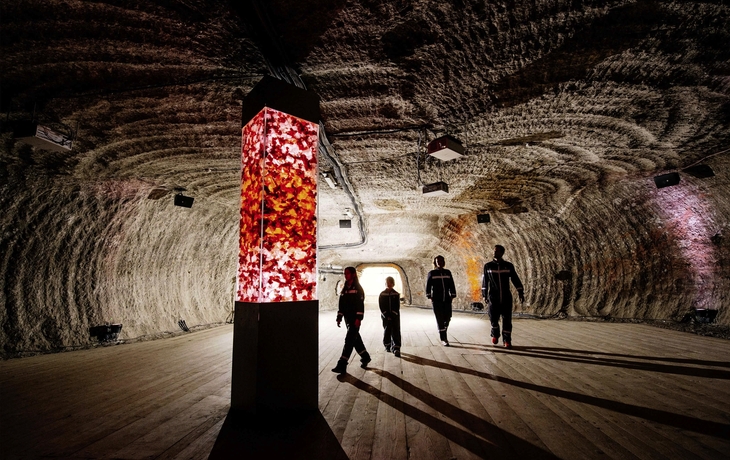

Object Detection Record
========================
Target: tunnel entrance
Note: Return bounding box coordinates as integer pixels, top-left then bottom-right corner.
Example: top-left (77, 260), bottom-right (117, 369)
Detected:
top-left (358, 264), bottom-right (405, 303)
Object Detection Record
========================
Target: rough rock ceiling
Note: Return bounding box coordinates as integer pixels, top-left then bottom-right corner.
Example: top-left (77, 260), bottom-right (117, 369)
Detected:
top-left (4, 1), bottom-right (728, 253)
top-left (2, 0), bottom-right (730, 352)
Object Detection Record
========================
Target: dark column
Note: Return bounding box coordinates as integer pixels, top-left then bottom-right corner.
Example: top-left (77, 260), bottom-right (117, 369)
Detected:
top-left (231, 77), bottom-right (321, 413)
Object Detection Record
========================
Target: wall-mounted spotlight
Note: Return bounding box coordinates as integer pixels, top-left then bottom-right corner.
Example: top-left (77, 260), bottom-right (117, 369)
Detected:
top-left (322, 171), bottom-right (338, 189)
top-left (174, 193), bottom-right (194, 208)
top-left (339, 208), bottom-right (354, 228)
top-left (654, 172), bottom-right (680, 189)
top-left (477, 213), bottom-right (490, 224)
top-left (14, 121), bottom-right (73, 152)
top-left (427, 135), bottom-right (464, 161)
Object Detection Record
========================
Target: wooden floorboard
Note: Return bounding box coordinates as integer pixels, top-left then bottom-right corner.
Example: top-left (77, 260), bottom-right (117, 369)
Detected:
top-left (2, 304), bottom-right (729, 459)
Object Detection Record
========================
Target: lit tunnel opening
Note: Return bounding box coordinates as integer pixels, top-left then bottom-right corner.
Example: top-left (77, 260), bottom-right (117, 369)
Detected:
top-left (358, 264), bottom-right (405, 305)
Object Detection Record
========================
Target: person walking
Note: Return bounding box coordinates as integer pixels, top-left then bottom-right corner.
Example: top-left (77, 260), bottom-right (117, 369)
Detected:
top-left (379, 276), bottom-right (402, 357)
top-left (482, 245), bottom-right (524, 349)
top-left (331, 266), bottom-right (372, 374)
top-left (425, 255), bottom-right (457, 346)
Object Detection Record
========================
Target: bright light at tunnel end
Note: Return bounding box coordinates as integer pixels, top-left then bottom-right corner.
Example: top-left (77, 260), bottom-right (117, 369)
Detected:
top-left (236, 107), bottom-right (319, 303)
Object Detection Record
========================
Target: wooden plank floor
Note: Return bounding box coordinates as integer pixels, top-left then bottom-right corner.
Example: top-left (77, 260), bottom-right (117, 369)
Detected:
top-left (2, 304), bottom-right (730, 459)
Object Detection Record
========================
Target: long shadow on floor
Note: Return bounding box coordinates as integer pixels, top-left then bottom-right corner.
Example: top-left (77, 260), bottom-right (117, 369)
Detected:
top-left (209, 409), bottom-right (348, 460)
top-left (338, 373), bottom-right (559, 459)
top-left (401, 352), bottom-right (730, 439)
top-left (451, 343), bottom-right (730, 378)
top-left (517, 345), bottom-right (730, 368)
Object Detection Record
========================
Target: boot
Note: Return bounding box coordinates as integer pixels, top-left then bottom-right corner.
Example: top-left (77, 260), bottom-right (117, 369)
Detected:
top-left (331, 359), bottom-right (347, 374)
top-left (360, 351), bottom-right (372, 368)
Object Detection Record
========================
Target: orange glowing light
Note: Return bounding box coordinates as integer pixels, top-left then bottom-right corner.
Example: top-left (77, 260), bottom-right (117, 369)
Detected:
top-left (236, 108), bottom-right (319, 303)
top-left (465, 257), bottom-right (483, 300)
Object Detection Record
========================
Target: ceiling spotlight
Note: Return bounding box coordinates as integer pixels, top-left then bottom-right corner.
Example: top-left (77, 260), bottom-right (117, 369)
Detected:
top-left (174, 193), bottom-right (194, 208)
top-left (343, 208), bottom-right (354, 219)
top-left (427, 135), bottom-right (464, 161)
top-left (654, 172), bottom-right (680, 189)
top-left (339, 220), bottom-right (352, 228)
top-left (322, 171), bottom-right (338, 189)
top-left (422, 181), bottom-right (449, 196)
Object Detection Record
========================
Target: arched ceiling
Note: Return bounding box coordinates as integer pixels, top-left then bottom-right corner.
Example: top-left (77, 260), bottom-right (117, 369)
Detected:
top-left (2, 0), bottom-right (730, 351)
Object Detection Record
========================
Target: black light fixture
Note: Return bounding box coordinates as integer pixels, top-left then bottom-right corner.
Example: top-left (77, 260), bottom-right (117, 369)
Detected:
top-left (174, 193), bottom-right (194, 208)
top-left (654, 172), bottom-right (680, 189)
top-left (339, 220), bottom-right (352, 228)
top-left (477, 213), bottom-right (490, 224)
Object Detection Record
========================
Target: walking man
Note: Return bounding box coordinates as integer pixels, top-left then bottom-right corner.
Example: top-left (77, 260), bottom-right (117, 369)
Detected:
top-left (482, 245), bottom-right (524, 349)
top-left (426, 255), bottom-right (457, 346)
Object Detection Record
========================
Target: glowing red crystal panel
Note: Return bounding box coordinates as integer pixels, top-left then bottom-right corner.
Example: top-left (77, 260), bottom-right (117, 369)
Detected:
top-left (236, 108), bottom-right (319, 303)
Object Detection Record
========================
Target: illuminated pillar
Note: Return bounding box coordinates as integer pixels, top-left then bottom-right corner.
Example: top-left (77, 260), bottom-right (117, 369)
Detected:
top-left (231, 76), bottom-right (320, 413)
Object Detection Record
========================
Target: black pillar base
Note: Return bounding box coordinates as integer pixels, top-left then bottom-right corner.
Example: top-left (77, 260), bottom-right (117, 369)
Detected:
top-left (231, 300), bottom-right (319, 413)
top-left (208, 409), bottom-right (348, 460)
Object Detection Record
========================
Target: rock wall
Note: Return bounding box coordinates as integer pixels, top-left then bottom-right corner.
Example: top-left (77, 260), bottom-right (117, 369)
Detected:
top-left (2, 138), bottom-right (728, 358)
top-left (0, 141), bottom-right (239, 357)
top-left (408, 160), bottom-right (730, 326)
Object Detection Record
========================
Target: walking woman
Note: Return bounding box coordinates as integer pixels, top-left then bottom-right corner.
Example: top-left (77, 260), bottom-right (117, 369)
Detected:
top-left (425, 255), bottom-right (457, 346)
top-left (331, 267), bottom-right (372, 373)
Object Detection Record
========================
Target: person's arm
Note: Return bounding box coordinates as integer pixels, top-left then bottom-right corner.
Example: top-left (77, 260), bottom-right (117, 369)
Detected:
top-left (425, 271), bottom-right (433, 299)
top-left (511, 264), bottom-right (524, 302)
top-left (448, 270), bottom-right (457, 298)
top-left (355, 284), bottom-right (365, 326)
top-left (392, 291), bottom-right (400, 315)
top-left (336, 293), bottom-right (344, 327)
top-left (481, 266), bottom-right (488, 299)
top-left (379, 291), bottom-right (387, 318)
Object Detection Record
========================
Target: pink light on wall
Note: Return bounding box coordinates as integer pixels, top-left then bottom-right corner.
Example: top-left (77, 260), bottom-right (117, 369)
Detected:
top-left (236, 107), bottom-right (319, 303)
top-left (655, 184), bottom-right (718, 310)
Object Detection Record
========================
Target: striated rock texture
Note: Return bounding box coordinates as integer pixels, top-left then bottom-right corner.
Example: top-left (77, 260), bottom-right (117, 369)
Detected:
top-left (1, 0), bottom-right (729, 357)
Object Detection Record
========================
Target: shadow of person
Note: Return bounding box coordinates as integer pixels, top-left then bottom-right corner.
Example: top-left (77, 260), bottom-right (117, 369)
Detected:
top-left (208, 409), bottom-right (348, 460)
top-left (449, 343), bottom-right (730, 379)
top-left (400, 353), bottom-right (730, 439)
top-left (517, 345), bottom-right (730, 369)
top-left (337, 373), bottom-right (559, 459)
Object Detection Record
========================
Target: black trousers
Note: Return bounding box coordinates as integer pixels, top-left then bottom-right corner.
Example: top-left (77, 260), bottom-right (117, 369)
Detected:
top-left (340, 322), bottom-right (367, 361)
top-left (432, 300), bottom-right (452, 341)
top-left (488, 298), bottom-right (513, 342)
top-left (382, 316), bottom-right (402, 350)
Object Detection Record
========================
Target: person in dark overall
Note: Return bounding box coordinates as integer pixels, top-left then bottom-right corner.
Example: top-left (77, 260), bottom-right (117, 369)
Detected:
top-left (379, 276), bottom-right (401, 357)
top-left (482, 245), bottom-right (524, 349)
top-left (331, 266), bottom-right (372, 374)
top-left (425, 255), bottom-right (457, 346)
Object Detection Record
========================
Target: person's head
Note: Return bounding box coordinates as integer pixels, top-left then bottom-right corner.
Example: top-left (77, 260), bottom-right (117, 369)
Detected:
top-left (433, 255), bottom-right (445, 268)
top-left (344, 266), bottom-right (358, 284)
top-left (385, 276), bottom-right (395, 289)
top-left (494, 245), bottom-right (505, 261)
